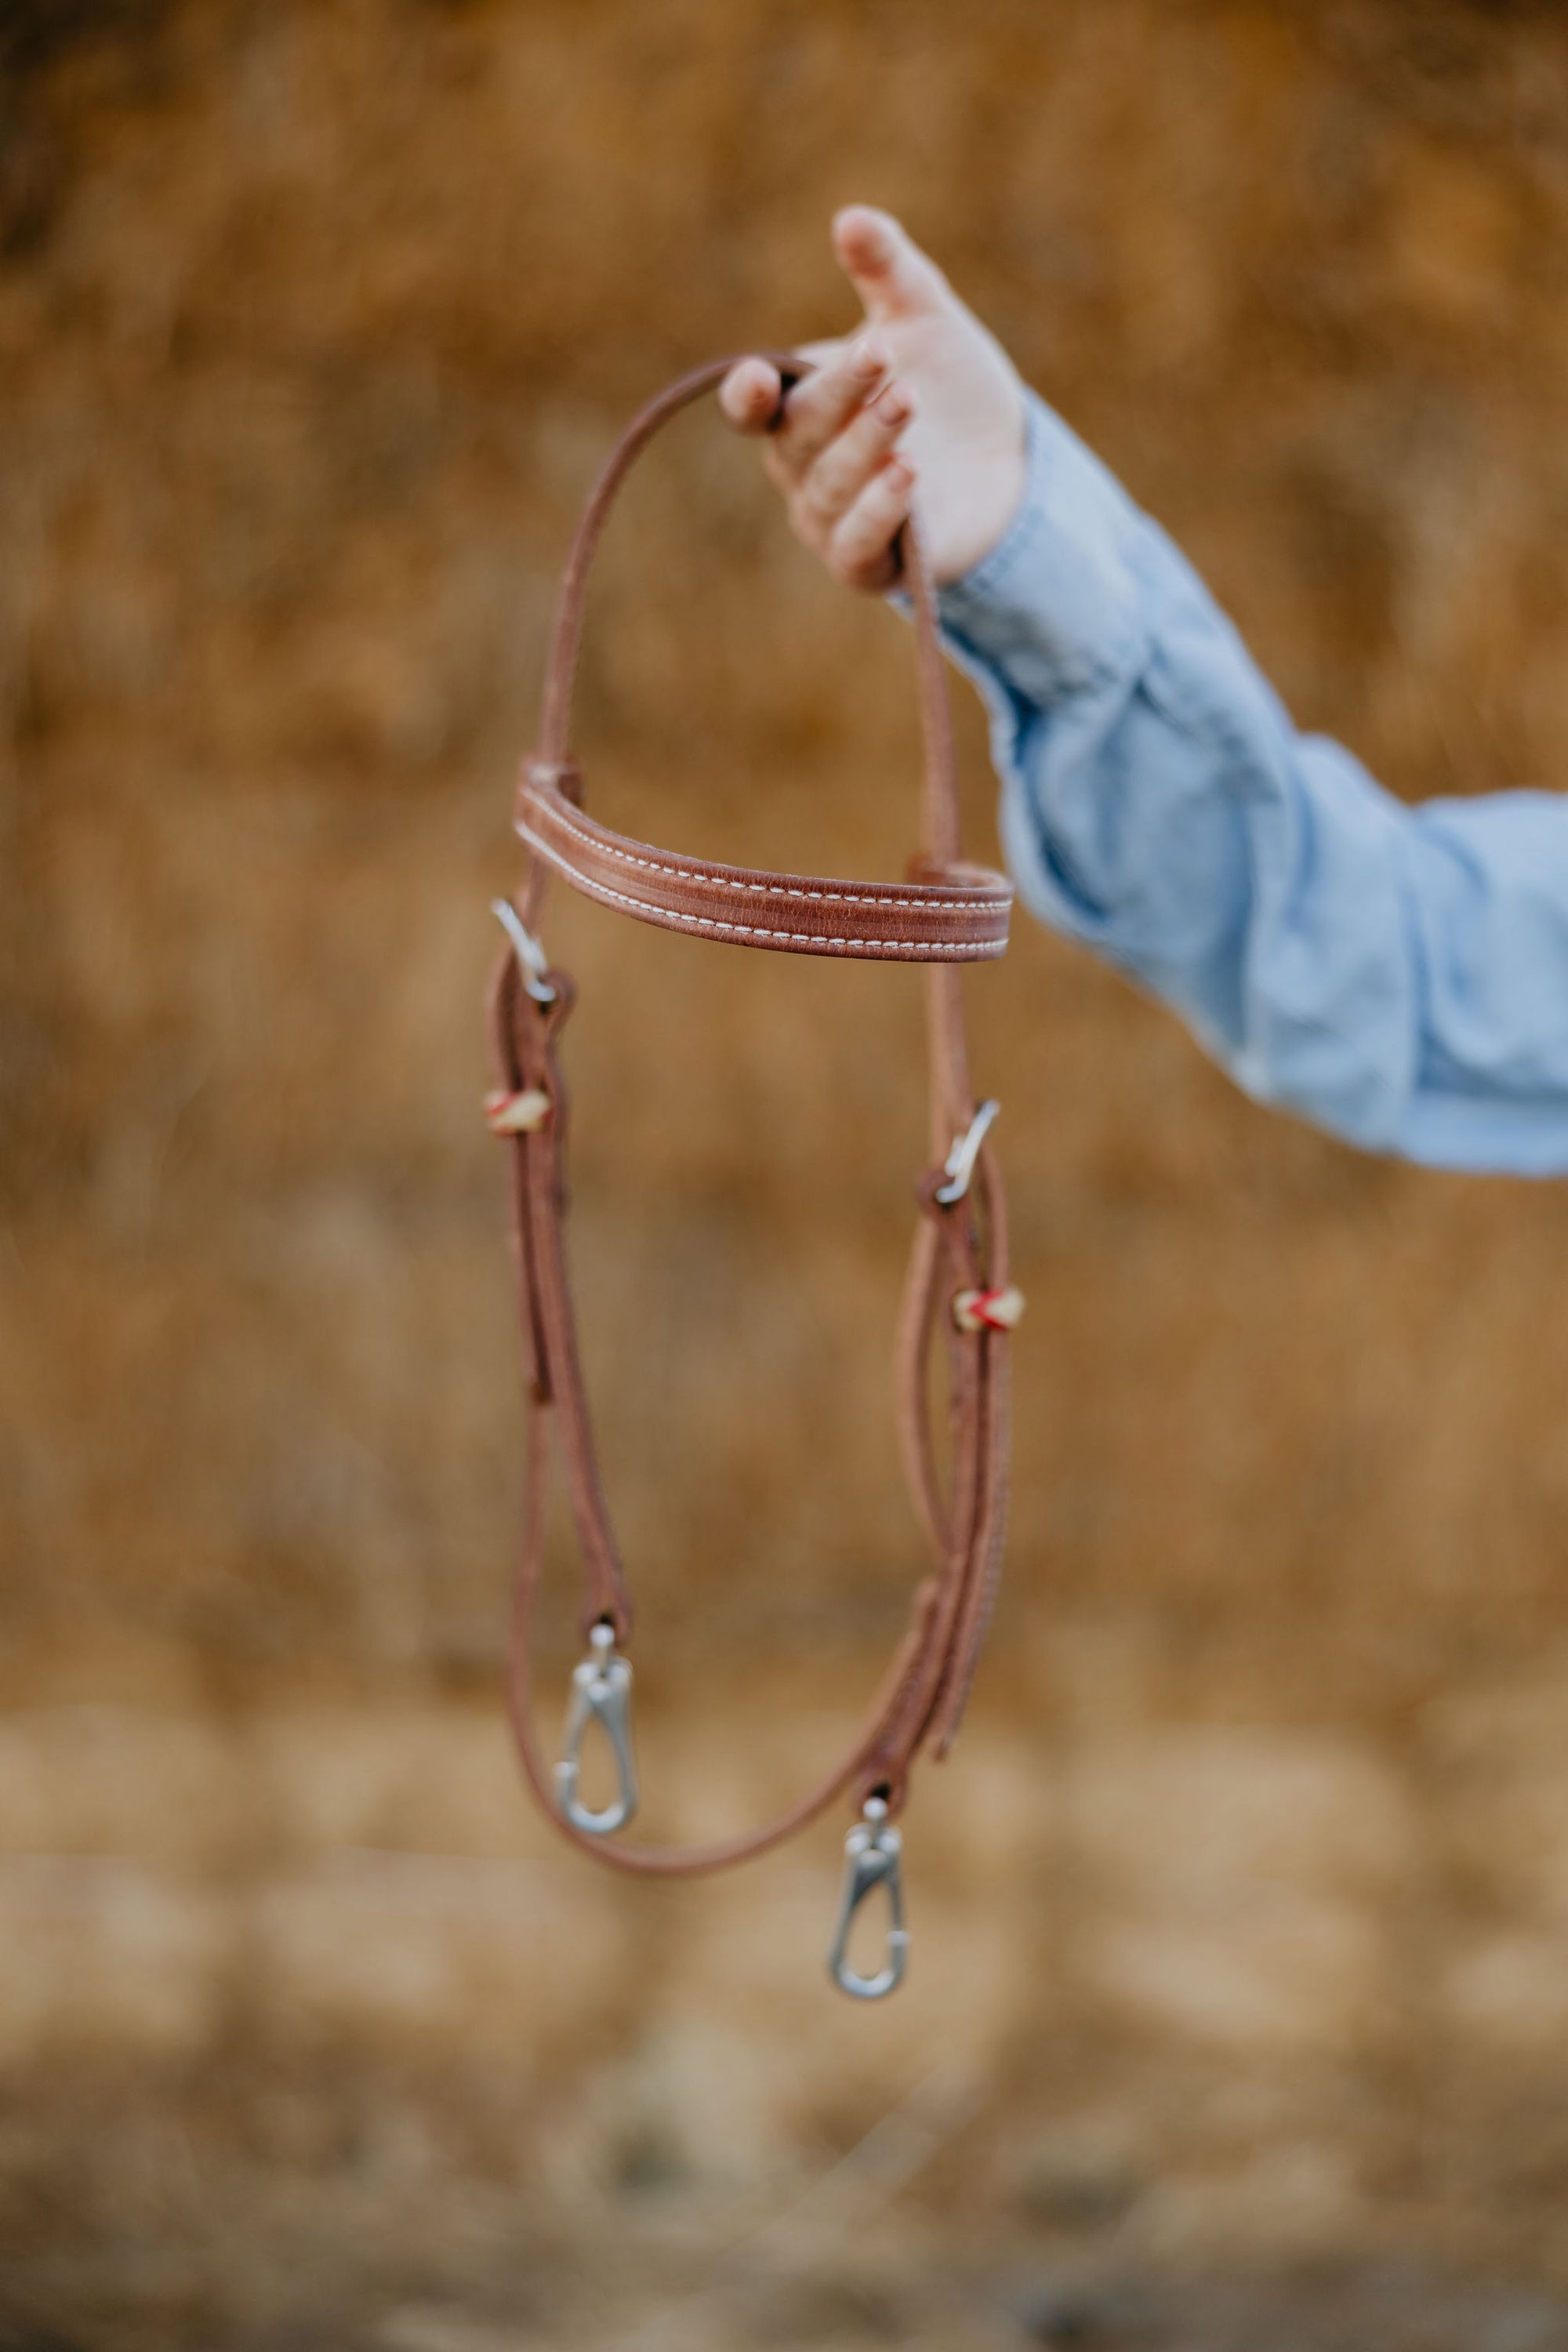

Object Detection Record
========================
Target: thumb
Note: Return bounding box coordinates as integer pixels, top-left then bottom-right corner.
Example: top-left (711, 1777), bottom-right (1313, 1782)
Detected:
top-left (832, 205), bottom-right (950, 325)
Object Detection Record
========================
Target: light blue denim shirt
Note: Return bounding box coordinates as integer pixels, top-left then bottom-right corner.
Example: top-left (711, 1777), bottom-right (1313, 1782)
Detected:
top-left (935, 392), bottom-right (1568, 1176)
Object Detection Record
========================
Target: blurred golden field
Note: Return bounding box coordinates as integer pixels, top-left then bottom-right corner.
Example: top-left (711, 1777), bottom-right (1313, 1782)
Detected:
top-left (7, 2), bottom-right (1568, 2345)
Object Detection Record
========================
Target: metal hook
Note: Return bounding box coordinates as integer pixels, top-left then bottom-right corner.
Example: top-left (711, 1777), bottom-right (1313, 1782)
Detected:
top-left (935, 1098), bottom-right (1000, 1206)
top-left (827, 1795), bottom-right (909, 2000)
top-left (556, 1623), bottom-right (638, 1835)
top-left (492, 898), bottom-right (557, 1006)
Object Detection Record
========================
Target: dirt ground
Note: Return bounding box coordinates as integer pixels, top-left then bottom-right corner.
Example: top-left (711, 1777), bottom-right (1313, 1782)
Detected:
top-left (9, 2063), bottom-right (1568, 2350)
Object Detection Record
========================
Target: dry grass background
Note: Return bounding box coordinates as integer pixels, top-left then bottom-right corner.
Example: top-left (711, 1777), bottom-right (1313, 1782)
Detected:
top-left (6, 1), bottom-right (1568, 2345)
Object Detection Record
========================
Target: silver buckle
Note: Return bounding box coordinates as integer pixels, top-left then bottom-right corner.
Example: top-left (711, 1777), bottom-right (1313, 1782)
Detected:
top-left (492, 898), bottom-right (557, 1006)
top-left (935, 1099), bottom-right (1000, 1205)
top-left (555, 1623), bottom-right (638, 1835)
top-left (827, 1795), bottom-right (909, 2000)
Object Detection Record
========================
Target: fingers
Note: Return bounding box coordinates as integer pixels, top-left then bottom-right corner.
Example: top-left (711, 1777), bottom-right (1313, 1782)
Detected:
top-left (717, 292), bottom-right (919, 596)
top-left (795, 379), bottom-right (914, 532)
top-left (826, 456), bottom-right (915, 591)
top-left (719, 356), bottom-right (782, 435)
top-left (832, 205), bottom-right (950, 324)
top-left (768, 333), bottom-right (890, 475)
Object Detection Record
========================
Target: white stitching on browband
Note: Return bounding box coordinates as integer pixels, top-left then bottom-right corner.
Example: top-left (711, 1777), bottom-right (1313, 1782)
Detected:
top-left (517, 824), bottom-right (1009, 957)
top-left (523, 785), bottom-right (1007, 913)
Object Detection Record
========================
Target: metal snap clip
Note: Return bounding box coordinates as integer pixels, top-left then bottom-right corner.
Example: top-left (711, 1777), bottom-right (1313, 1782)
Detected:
top-left (492, 897), bottom-right (558, 1006)
top-left (935, 1098), bottom-right (1000, 1205)
top-left (827, 1795), bottom-right (909, 2000)
top-left (555, 1623), bottom-right (638, 1835)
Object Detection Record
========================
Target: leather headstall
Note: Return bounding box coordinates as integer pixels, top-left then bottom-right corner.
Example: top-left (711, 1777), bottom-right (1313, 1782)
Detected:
top-left (487, 355), bottom-right (1019, 1998)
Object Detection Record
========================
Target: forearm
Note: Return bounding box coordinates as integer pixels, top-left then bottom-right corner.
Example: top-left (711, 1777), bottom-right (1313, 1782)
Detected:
top-left (935, 394), bottom-right (1568, 1176)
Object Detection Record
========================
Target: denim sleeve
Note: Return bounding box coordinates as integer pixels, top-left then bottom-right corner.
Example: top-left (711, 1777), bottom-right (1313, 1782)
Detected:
top-left (934, 390), bottom-right (1568, 1176)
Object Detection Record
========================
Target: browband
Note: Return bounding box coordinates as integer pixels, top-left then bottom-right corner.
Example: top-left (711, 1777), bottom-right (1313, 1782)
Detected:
top-left (488, 354), bottom-right (1018, 1999)
top-left (517, 762), bottom-right (1011, 961)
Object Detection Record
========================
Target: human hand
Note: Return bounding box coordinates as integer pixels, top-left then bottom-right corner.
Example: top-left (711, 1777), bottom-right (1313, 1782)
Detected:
top-left (719, 207), bottom-right (1027, 593)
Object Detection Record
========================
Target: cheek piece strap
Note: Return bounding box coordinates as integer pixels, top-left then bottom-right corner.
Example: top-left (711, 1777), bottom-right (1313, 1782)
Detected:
top-left (486, 355), bottom-right (1018, 1999)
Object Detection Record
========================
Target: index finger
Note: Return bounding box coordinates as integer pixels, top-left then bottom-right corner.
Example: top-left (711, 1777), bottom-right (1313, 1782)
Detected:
top-left (719, 356), bottom-right (784, 435)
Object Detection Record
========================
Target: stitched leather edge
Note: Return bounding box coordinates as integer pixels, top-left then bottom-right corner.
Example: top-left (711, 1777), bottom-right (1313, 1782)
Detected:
top-left (523, 779), bottom-right (1009, 914)
top-left (519, 821), bottom-right (1010, 959)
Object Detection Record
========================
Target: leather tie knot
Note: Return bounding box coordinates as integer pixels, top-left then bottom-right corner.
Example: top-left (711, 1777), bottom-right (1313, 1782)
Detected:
top-left (953, 1286), bottom-right (1025, 1334)
top-left (485, 1087), bottom-right (552, 1135)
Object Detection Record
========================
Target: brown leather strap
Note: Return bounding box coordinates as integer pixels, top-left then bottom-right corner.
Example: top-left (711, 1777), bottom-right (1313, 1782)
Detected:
top-left (491, 354), bottom-right (1015, 1876)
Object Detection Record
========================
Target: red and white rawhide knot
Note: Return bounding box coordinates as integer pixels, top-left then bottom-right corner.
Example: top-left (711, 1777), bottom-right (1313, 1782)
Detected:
top-left (484, 1087), bottom-right (551, 1135)
top-left (953, 1286), bottom-right (1025, 1334)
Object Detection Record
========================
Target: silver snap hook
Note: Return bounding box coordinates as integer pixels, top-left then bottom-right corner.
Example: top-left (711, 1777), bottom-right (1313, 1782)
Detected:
top-left (827, 1795), bottom-right (909, 2001)
top-left (935, 1098), bottom-right (1000, 1205)
top-left (492, 898), bottom-right (557, 1006)
top-left (556, 1622), bottom-right (639, 1835)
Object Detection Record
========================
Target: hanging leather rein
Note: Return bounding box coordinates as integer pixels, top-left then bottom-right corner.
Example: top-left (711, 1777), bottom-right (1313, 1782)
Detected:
top-left (487, 356), bottom-right (1019, 1998)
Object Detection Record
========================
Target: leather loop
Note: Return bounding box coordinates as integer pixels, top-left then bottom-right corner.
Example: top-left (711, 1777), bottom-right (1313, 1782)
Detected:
top-left (492, 355), bottom-right (1016, 1878)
